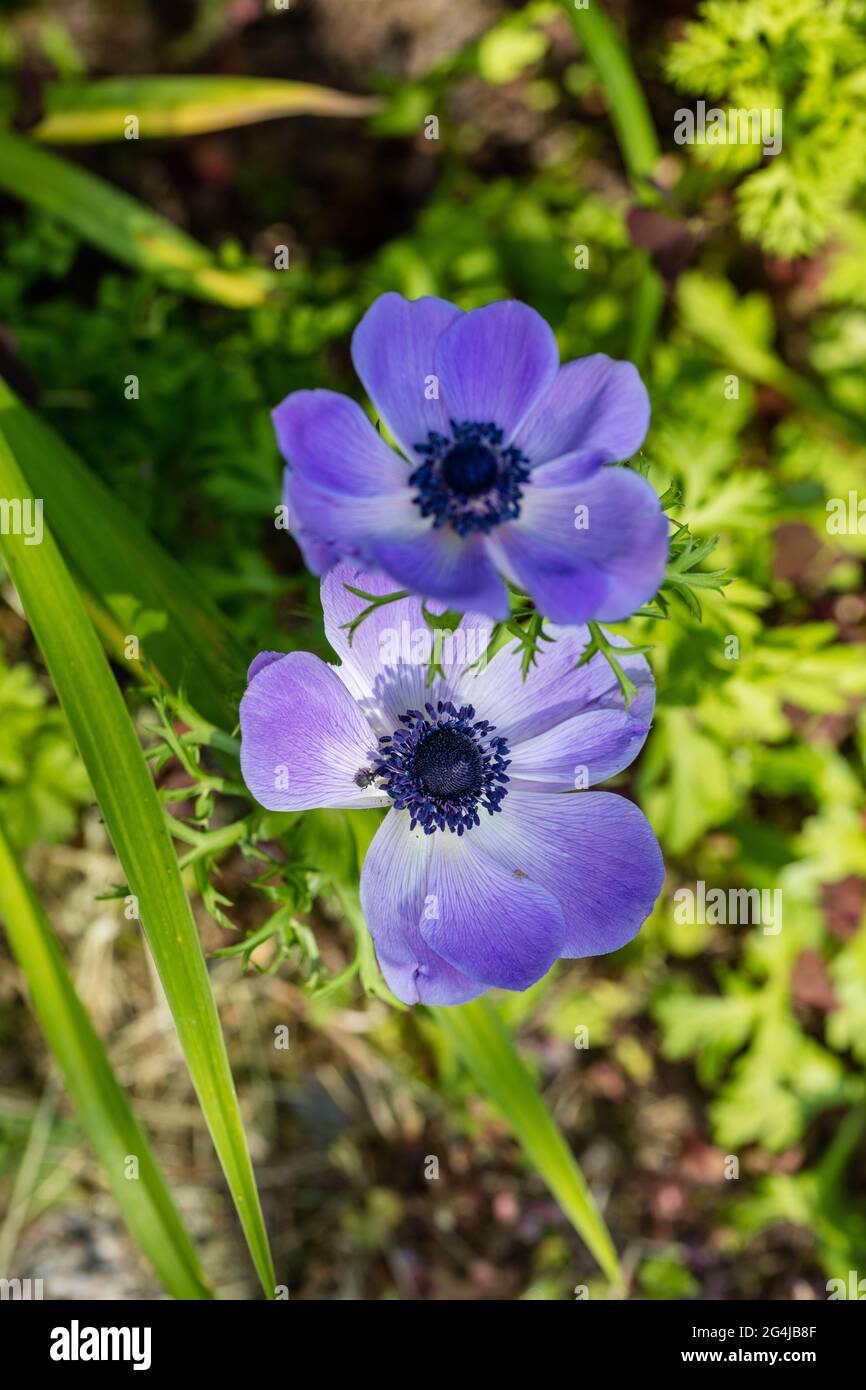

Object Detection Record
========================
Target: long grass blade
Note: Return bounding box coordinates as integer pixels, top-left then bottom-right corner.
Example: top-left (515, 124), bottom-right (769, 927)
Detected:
top-left (0, 814), bottom-right (212, 1299)
top-left (29, 76), bottom-right (379, 142)
top-left (0, 428), bottom-right (276, 1298)
top-left (432, 996), bottom-right (622, 1287)
top-left (559, 0), bottom-right (659, 183)
top-left (558, 1), bottom-right (663, 365)
top-left (0, 131), bottom-right (276, 307)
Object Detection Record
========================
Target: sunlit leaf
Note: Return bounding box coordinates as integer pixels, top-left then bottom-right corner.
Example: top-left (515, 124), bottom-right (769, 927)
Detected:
top-left (28, 75), bottom-right (380, 142)
top-left (0, 131), bottom-right (276, 307)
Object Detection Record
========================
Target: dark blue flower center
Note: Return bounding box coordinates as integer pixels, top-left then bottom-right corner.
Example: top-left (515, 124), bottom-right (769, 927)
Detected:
top-left (441, 442), bottom-right (498, 497)
top-left (414, 728), bottom-right (484, 798)
top-left (371, 700), bottom-right (510, 834)
top-left (410, 420), bottom-right (530, 537)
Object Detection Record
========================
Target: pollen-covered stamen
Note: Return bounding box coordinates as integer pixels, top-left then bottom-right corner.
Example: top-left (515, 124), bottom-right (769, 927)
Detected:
top-left (372, 700), bottom-right (510, 835)
top-left (410, 420), bottom-right (530, 537)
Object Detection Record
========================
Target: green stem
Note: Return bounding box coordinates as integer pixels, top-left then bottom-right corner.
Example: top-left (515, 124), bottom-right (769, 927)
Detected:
top-left (560, 0), bottom-right (660, 186)
top-left (559, 2), bottom-right (665, 361)
top-left (176, 817), bottom-right (250, 871)
top-left (331, 881), bottom-right (406, 1009)
top-left (578, 620), bottom-right (652, 710)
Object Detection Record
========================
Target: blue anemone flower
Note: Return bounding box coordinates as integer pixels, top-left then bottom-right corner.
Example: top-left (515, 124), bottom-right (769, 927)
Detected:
top-left (240, 563), bottom-right (665, 1005)
top-left (274, 293), bottom-right (669, 623)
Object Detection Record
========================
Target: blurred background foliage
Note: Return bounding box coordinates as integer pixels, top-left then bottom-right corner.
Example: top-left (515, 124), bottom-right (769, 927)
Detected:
top-left (0, 0), bottom-right (865, 1299)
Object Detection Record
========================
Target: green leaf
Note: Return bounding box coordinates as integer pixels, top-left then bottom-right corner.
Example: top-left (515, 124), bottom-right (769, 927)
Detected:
top-left (477, 13), bottom-right (550, 85)
top-left (0, 814), bottom-right (212, 1300)
top-left (677, 272), bottom-right (866, 448)
top-left (0, 646), bottom-right (91, 849)
top-left (27, 76), bottom-right (380, 142)
top-left (431, 997), bottom-right (622, 1287)
top-left (0, 130), bottom-right (276, 307)
top-left (661, 527), bottom-right (730, 619)
top-left (0, 377), bottom-right (247, 730)
top-left (0, 428), bottom-right (276, 1298)
top-left (641, 709), bottom-right (740, 855)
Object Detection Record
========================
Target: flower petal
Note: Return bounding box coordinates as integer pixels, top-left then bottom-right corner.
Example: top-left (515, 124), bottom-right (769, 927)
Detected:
top-left (471, 790), bottom-right (664, 957)
top-left (247, 650), bottom-right (284, 682)
top-left (360, 808), bottom-right (487, 1005)
top-left (507, 675), bottom-right (654, 790)
top-left (490, 465), bottom-right (668, 624)
top-left (456, 624), bottom-right (652, 747)
top-left (513, 355), bottom-right (650, 468)
top-left (420, 812), bottom-right (567, 991)
top-left (321, 561), bottom-right (492, 731)
top-left (239, 651), bottom-right (387, 810)
top-left (370, 527), bottom-right (510, 619)
top-left (273, 389), bottom-right (408, 495)
top-left (351, 293), bottom-right (464, 460)
top-left (284, 469), bottom-right (425, 574)
top-left (283, 488), bottom-right (346, 575)
top-left (434, 301), bottom-right (559, 442)
top-left (490, 525), bottom-right (607, 626)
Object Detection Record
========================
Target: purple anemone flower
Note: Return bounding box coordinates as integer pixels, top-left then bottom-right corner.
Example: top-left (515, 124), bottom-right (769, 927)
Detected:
top-left (274, 293), bottom-right (668, 623)
top-left (239, 563), bottom-right (665, 1005)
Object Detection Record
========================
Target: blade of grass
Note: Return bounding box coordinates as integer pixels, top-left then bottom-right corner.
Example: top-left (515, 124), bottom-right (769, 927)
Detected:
top-left (559, 0), bottom-right (659, 185)
top-left (431, 997), bottom-right (622, 1288)
top-left (0, 377), bottom-right (247, 729)
top-left (627, 257), bottom-right (666, 374)
top-left (0, 131), bottom-right (276, 307)
top-left (558, 1), bottom-right (664, 366)
top-left (0, 429), bottom-right (275, 1298)
top-left (0, 814), bottom-right (212, 1299)
top-left (0, 1081), bottom-right (57, 1275)
top-left (29, 76), bottom-right (380, 141)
